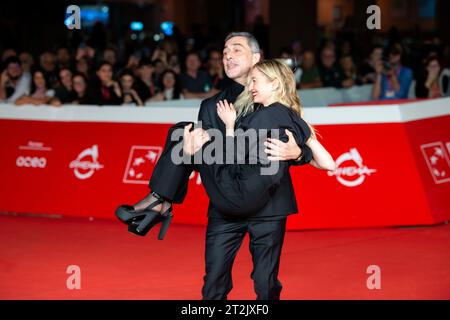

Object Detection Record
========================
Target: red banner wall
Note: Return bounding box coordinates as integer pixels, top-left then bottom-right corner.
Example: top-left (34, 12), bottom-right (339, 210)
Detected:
top-left (1, 100), bottom-right (449, 230)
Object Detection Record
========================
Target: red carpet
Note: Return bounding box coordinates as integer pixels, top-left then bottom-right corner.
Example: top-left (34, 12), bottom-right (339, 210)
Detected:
top-left (0, 214), bottom-right (449, 300)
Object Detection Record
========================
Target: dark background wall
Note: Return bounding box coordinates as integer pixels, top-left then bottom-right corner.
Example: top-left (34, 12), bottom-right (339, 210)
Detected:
top-left (0, 0), bottom-right (449, 57)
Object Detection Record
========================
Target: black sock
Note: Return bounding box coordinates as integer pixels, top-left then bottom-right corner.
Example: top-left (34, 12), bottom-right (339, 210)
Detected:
top-left (133, 191), bottom-right (162, 211)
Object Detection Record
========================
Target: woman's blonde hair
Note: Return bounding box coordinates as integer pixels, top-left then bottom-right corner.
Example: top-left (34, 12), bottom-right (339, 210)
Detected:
top-left (234, 59), bottom-right (317, 139)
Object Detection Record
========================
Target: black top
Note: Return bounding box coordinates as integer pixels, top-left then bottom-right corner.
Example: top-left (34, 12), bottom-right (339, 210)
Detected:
top-left (134, 77), bottom-right (156, 102)
top-left (318, 64), bottom-right (345, 88)
top-left (84, 79), bottom-right (122, 105)
top-left (54, 86), bottom-right (76, 104)
top-left (197, 80), bottom-right (244, 133)
top-left (197, 82), bottom-right (312, 220)
top-left (415, 72), bottom-right (450, 98)
top-left (180, 70), bottom-right (213, 93)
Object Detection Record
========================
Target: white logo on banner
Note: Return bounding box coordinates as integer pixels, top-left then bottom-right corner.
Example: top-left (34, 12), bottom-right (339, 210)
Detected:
top-left (123, 146), bottom-right (162, 184)
top-left (16, 156), bottom-right (47, 168)
top-left (328, 148), bottom-right (377, 187)
top-left (18, 140), bottom-right (52, 151)
top-left (16, 140), bottom-right (51, 169)
top-left (69, 145), bottom-right (104, 180)
top-left (420, 141), bottom-right (450, 184)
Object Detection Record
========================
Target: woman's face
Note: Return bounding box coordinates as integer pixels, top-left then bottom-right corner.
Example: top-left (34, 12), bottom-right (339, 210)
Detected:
top-left (60, 69), bottom-right (73, 89)
top-left (33, 71), bottom-right (46, 89)
top-left (154, 61), bottom-right (165, 74)
top-left (371, 48), bottom-right (383, 63)
top-left (389, 53), bottom-right (401, 65)
top-left (248, 67), bottom-right (276, 106)
top-left (138, 65), bottom-right (153, 79)
top-left (120, 74), bottom-right (134, 90)
top-left (73, 75), bottom-right (86, 94)
top-left (340, 57), bottom-right (353, 71)
top-left (302, 51), bottom-right (315, 69)
top-left (162, 72), bottom-right (175, 89)
top-left (76, 59), bottom-right (88, 74)
top-left (97, 64), bottom-right (113, 84)
top-left (427, 59), bottom-right (441, 74)
top-left (154, 49), bottom-right (167, 60)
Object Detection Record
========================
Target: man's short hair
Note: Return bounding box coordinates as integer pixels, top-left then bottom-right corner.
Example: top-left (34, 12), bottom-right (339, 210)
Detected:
top-left (224, 32), bottom-right (260, 54)
top-left (186, 51), bottom-right (201, 60)
top-left (3, 56), bottom-right (21, 68)
top-left (387, 43), bottom-right (403, 56)
top-left (139, 58), bottom-right (154, 68)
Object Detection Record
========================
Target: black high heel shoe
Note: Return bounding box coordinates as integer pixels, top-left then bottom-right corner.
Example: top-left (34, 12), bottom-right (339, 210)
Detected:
top-left (128, 206), bottom-right (173, 240)
top-left (115, 193), bottom-right (164, 225)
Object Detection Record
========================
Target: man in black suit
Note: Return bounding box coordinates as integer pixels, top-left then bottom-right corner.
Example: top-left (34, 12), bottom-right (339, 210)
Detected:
top-left (137, 32), bottom-right (313, 300)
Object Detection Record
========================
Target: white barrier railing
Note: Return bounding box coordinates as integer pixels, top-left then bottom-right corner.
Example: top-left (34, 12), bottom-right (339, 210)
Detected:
top-left (1, 97), bottom-right (449, 125)
top-left (140, 83), bottom-right (416, 108)
top-left (298, 85), bottom-right (373, 107)
top-left (1, 83), bottom-right (419, 109)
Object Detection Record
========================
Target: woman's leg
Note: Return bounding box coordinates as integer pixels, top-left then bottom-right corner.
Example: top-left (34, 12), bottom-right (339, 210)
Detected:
top-left (197, 164), bottom-right (270, 215)
top-left (133, 121), bottom-right (285, 216)
top-left (197, 157), bottom-right (288, 216)
top-left (133, 122), bottom-right (194, 212)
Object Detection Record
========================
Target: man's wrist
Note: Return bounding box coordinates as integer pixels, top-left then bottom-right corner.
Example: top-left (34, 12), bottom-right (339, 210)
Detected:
top-left (294, 148), bottom-right (303, 161)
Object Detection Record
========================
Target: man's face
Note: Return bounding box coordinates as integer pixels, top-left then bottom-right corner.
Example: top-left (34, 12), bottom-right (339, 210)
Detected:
top-left (321, 49), bottom-right (335, 68)
top-left (103, 49), bottom-right (116, 65)
top-left (57, 48), bottom-right (71, 64)
top-left (186, 54), bottom-right (201, 71)
top-left (223, 36), bottom-right (259, 83)
top-left (40, 52), bottom-right (56, 72)
top-left (302, 51), bottom-right (315, 69)
top-left (209, 51), bottom-right (222, 69)
top-left (19, 52), bottom-right (33, 69)
top-left (6, 62), bottom-right (22, 80)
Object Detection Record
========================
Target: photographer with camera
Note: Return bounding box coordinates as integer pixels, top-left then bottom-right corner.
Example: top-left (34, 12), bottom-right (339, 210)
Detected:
top-left (372, 44), bottom-right (413, 101)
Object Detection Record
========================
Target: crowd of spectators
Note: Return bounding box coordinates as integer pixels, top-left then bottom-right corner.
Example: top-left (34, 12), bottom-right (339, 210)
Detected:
top-left (1, 23), bottom-right (449, 107)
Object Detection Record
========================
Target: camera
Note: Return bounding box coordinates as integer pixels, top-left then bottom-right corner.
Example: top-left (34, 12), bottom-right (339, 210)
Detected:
top-left (382, 60), bottom-right (392, 73)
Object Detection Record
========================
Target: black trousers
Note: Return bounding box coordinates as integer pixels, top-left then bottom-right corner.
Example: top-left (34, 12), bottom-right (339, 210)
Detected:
top-left (149, 122), bottom-right (287, 299)
top-left (202, 216), bottom-right (287, 300)
top-left (149, 122), bottom-right (193, 203)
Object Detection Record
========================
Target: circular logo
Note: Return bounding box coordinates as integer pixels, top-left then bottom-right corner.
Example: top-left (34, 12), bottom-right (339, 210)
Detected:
top-left (328, 148), bottom-right (376, 187)
top-left (69, 145), bottom-right (104, 180)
